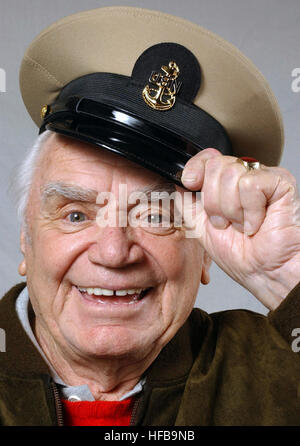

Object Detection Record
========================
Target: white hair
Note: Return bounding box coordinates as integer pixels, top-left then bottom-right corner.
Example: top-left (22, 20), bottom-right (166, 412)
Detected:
top-left (12, 129), bottom-right (53, 229)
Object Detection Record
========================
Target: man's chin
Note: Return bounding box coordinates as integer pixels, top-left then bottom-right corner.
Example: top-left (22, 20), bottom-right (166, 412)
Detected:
top-left (61, 324), bottom-right (158, 361)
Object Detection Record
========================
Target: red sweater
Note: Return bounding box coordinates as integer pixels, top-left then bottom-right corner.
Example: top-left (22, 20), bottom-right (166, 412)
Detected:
top-left (62, 397), bottom-right (135, 426)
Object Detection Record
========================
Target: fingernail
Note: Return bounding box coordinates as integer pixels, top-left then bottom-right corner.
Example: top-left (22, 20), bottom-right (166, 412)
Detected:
top-left (244, 221), bottom-right (254, 236)
top-left (210, 215), bottom-right (228, 229)
top-left (182, 170), bottom-right (198, 183)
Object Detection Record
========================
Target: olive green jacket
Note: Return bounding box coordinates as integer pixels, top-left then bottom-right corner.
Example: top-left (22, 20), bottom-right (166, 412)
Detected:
top-left (1, 282), bottom-right (300, 426)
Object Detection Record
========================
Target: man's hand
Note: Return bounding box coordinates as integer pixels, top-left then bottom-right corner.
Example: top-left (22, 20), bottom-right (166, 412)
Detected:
top-left (180, 148), bottom-right (300, 310)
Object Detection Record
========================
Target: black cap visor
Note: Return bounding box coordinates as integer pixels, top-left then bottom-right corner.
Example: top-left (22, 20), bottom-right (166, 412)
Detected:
top-left (45, 109), bottom-right (190, 186)
top-left (41, 77), bottom-right (232, 187)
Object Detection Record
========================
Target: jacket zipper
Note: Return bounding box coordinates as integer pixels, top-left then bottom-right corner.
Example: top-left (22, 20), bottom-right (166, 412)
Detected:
top-left (50, 381), bottom-right (64, 426)
top-left (129, 395), bottom-right (141, 426)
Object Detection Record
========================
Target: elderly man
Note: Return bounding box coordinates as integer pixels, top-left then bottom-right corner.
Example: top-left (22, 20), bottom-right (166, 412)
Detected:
top-left (0, 6), bottom-right (300, 426)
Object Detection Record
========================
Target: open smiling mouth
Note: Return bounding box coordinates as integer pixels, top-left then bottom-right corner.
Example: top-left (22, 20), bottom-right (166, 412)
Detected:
top-left (76, 286), bottom-right (152, 305)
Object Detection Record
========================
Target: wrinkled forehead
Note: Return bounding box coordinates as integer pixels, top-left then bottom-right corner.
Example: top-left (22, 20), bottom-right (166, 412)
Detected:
top-left (36, 133), bottom-right (178, 196)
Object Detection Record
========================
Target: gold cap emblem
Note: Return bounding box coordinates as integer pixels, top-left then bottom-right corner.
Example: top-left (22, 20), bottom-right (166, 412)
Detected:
top-left (142, 61), bottom-right (181, 111)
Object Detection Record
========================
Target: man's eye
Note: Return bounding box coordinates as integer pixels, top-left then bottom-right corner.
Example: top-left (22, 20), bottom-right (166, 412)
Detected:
top-left (68, 212), bottom-right (87, 223)
top-left (145, 212), bottom-right (173, 228)
top-left (147, 213), bottom-right (163, 225)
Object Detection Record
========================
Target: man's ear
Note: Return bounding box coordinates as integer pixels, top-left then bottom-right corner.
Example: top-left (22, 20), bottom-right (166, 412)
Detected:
top-left (18, 230), bottom-right (27, 276)
top-left (201, 251), bottom-right (212, 285)
top-left (20, 229), bottom-right (26, 254)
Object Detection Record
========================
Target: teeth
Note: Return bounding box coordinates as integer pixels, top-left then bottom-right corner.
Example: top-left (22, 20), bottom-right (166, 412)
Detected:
top-left (102, 289), bottom-right (114, 296)
top-left (115, 290), bottom-right (127, 296)
top-left (78, 287), bottom-right (144, 296)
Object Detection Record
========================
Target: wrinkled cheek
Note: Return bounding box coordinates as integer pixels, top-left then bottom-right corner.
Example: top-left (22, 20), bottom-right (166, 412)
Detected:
top-left (161, 237), bottom-right (202, 282)
top-left (31, 229), bottom-right (81, 282)
top-left (158, 238), bottom-right (187, 279)
top-left (160, 240), bottom-right (202, 322)
top-left (28, 244), bottom-right (64, 286)
top-left (24, 234), bottom-right (74, 319)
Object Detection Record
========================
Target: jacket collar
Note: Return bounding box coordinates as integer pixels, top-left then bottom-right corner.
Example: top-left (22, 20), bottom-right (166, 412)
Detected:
top-left (0, 283), bottom-right (50, 378)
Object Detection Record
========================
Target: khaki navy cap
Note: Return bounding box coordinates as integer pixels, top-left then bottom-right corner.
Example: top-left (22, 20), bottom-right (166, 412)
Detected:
top-left (19, 6), bottom-right (284, 186)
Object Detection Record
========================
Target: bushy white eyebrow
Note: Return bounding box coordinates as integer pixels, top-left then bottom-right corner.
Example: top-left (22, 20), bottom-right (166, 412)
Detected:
top-left (138, 182), bottom-right (176, 200)
top-left (41, 182), bottom-right (98, 204)
top-left (41, 181), bottom-right (177, 204)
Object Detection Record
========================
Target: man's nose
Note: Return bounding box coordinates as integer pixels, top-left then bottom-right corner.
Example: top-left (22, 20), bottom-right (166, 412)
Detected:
top-left (88, 226), bottom-right (145, 268)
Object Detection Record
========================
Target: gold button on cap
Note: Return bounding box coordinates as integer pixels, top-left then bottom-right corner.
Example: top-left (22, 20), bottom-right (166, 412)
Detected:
top-left (40, 104), bottom-right (50, 119)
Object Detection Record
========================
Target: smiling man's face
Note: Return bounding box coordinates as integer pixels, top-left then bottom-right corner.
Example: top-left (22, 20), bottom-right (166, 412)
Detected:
top-left (20, 133), bottom-right (209, 364)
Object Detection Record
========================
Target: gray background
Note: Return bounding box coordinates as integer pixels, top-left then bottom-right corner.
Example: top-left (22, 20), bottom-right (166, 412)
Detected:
top-left (0, 0), bottom-right (299, 315)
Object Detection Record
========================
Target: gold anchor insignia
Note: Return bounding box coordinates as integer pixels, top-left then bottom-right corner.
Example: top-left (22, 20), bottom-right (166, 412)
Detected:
top-left (142, 61), bottom-right (182, 111)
